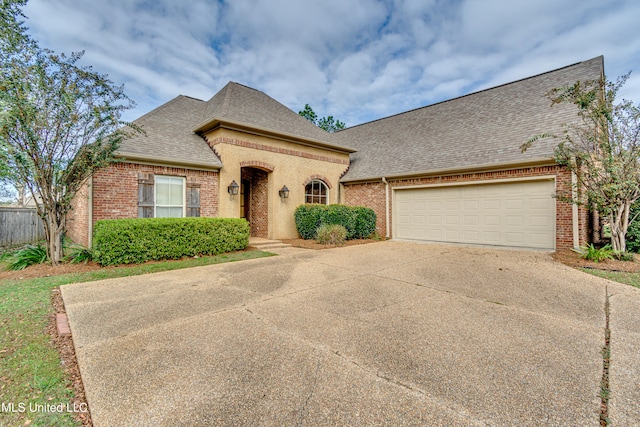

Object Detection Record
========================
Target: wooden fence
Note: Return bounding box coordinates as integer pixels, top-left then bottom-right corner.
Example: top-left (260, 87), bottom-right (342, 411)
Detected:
top-left (0, 208), bottom-right (45, 247)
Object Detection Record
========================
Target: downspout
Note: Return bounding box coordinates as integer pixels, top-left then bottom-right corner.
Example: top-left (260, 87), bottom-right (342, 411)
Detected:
top-left (571, 170), bottom-right (580, 249)
top-left (88, 176), bottom-right (93, 248)
top-left (382, 177), bottom-right (390, 239)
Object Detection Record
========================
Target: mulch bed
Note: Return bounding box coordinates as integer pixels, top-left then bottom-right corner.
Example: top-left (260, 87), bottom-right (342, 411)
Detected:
top-left (0, 261), bottom-right (106, 281)
top-left (49, 288), bottom-right (93, 427)
top-left (552, 249), bottom-right (640, 273)
top-left (281, 238), bottom-right (381, 250)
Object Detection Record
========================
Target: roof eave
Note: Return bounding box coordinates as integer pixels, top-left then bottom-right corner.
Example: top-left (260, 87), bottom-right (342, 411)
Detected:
top-left (115, 152), bottom-right (222, 171)
top-left (340, 158), bottom-right (558, 183)
top-left (193, 117), bottom-right (358, 154)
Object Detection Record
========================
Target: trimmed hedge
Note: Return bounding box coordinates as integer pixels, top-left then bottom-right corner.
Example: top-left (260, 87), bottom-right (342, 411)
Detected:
top-left (92, 217), bottom-right (249, 266)
top-left (294, 204), bottom-right (376, 240)
top-left (627, 201), bottom-right (640, 253)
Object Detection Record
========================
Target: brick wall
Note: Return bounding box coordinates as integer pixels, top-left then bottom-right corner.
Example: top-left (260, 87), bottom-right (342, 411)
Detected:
top-left (67, 162), bottom-right (219, 246)
top-left (342, 181), bottom-right (388, 237)
top-left (241, 167), bottom-right (268, 237)
top-left (343, 165), bottom-right (589, 250)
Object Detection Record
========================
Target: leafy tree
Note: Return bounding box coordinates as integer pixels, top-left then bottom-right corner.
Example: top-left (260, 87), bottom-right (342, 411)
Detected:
top-left (298, 103), bottom-right (345, 132)
top-left (522, 74), bottom-right (640, 252)
top-left (0, 0), bottom-right (139, 264)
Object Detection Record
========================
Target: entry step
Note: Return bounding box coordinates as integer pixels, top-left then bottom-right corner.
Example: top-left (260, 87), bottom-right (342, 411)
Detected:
top-left (248, 238), bottom-right (292, 250)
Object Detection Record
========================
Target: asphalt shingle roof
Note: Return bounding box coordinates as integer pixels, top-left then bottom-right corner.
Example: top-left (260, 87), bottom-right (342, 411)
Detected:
top-left (335, 56), bottom-right (604, 181)
top-left (119, 57), bottom-right (604, 179)
top-left (196, 82), bottom-right (345, 144)
top-left (119, 82), bottom-right (354, 168)
top-left (117, 95), bottom-right (223, 169)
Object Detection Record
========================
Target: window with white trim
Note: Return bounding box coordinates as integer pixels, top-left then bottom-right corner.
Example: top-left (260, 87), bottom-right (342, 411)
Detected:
top-left (155, 176), bottom-right (185, 217)
top-left (305, 180), bottom-right (328, 204)
top-left (138, 173), bottom-right (201, 218)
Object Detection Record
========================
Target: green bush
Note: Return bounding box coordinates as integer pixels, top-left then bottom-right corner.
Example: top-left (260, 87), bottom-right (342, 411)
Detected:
top-left (5, 244), bottom-right (48, 270)
top-left (613, 251), bottom-right (635, 261)
top-left (92, 217), bottom-right (249, 266)
top-left (352, 206), bottom-right (377, 239)
top-left (577, 243), bottom-right (614, 263)
top-left (626, 201), bottom-right (640, 253)
top-left (294, 204), bottom-right (327, 239)
top-left (294, 204), bottom-right (377, 240)
top-left (64, 244), bottom-right (93, 264)
top-left (316, 224), bottom-right (347, 245)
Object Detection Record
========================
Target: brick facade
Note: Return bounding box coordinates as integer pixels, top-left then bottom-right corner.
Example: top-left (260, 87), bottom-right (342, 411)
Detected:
top-left (241, 167), bottom-right (269, 238)
top-left (208, 136), bottom-right (349, 165)
top-left (66, 162), bottom-right (219, 246)
top-left (343, 165), bottom-right (589, 250)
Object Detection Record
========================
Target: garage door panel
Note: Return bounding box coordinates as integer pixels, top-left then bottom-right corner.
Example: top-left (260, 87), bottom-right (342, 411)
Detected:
top-left (481, 231), bottom-right (501, 243)
top-left (395, 180), bottom-right (555, 250)
top-left (484, 215), bottom-right (500, 226)
top-left (506, 215), bottom-right (524, 226)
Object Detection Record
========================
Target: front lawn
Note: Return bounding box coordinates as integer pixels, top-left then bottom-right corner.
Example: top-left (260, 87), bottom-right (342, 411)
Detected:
top-left (0, 249), bottom-right (273, 427)
top-left (581, 269), bottom-right (640, 289)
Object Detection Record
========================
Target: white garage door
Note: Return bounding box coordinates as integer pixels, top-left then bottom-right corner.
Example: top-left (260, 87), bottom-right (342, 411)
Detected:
top-left (394, 180), bottom-right (555, 250)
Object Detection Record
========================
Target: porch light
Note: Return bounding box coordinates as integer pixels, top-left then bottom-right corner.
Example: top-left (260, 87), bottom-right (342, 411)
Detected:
top-left (279, 185), bottom-right (290, 199)
top-left (228, 180), bottom-right (239, 198)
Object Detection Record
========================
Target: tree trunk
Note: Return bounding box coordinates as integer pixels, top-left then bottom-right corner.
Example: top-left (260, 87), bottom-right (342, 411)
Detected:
top-left (609, 202), bottom-right (631, 253)
top-left (591, 210), bottom-right (601, 244)
top-left (43, 210), bottom-right (65, 266)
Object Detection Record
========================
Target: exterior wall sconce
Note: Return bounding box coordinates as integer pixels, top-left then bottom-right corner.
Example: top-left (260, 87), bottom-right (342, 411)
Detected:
top-left (228, 180), bottom-right (239, 199)
top-left (278, 185), bottom-right (289, 199)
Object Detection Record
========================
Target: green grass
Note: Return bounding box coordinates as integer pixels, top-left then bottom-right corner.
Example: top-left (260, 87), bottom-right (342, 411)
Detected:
top-left (581, 268), bottom-right (640, 289)
top-left (0, 249), bottom-right (273, 426)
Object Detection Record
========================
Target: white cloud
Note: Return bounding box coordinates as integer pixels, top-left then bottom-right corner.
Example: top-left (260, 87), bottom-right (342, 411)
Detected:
top-left (21, 0), bottom-right (640, 125)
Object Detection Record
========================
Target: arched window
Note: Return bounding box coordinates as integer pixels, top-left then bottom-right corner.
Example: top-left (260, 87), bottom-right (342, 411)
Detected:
top-left (305, 180), bottom-right (328, 204)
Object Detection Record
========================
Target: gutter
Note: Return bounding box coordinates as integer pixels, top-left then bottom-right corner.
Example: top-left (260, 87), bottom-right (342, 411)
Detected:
top-left (382, 177), bottom-right (390, 239)
top-left (572, 170), bottom-right (580, 249)
top-left (115, 153), bottom-right (222, 171)
top-left (340, 158), bottom-right (557, 184)
top-left (88, 177), bottom-right (93, 248)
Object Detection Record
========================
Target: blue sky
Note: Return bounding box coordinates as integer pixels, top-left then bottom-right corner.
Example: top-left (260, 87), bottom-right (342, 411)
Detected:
top-left (22, 0), bottom-right (640, 127)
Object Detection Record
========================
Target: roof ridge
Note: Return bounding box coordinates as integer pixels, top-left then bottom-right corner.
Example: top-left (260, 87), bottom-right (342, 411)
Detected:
top-left (342, 55), bottom-right (604, 131)
top-left (133, 95), bottom-right (204, 123)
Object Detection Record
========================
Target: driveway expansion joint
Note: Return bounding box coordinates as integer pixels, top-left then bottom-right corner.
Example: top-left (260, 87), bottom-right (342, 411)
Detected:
top-left (295, 356), bottom-right (322, 427)
top-left (600, 286), bottom-right (611, 426)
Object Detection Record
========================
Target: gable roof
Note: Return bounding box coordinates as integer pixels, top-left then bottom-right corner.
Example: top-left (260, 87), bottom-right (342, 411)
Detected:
top-left (117, 95), bottom-right (223, 170)
top-left (194, 82), bottom-right (356, 153)
top-left (336, 56), bottom-right (604, 182)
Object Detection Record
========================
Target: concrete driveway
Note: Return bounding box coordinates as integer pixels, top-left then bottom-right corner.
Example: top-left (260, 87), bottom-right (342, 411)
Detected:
top-left (61, 241), bottom-right (640, 426)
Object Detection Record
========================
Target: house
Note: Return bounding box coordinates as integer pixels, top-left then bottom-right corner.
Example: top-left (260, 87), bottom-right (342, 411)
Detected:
top-left (67, 56), bottom-right (604, 251)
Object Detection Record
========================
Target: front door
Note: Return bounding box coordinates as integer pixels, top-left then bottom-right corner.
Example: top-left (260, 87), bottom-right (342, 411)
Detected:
top-left (240, 179), bottom-right (250, 220)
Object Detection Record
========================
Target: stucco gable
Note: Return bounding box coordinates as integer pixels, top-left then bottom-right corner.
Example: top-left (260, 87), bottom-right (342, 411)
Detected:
top-left (194, 82), bottom-right (355, 153)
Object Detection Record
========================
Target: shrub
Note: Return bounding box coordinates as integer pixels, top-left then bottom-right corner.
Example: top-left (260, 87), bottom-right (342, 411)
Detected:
top-left (6, 244), bottom-right (48, 270)
top-left (294, 204), bottom-right (376, 240)
top-left (92, 217), bottom-right (249, 266)
top-left (64, 244), bottom-right (93, 264)
top-left (577, 243), bottom-right (614, 263)
top-left (352, 206), bottom-right (377, 239)
top-left (294, 204), bottom-right (327, 239)
top-left (612, 251), bottom-right (635, 262)
top-left (626, 201), bottom-right (640, 253)
top-left (316, 224), bottom-right (347, 245)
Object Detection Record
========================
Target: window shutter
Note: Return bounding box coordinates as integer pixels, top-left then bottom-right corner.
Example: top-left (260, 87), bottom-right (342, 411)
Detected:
top-left (186, 182), bottom-right (201, 217)
top-left (138, 173), bottom-right (154, 218)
